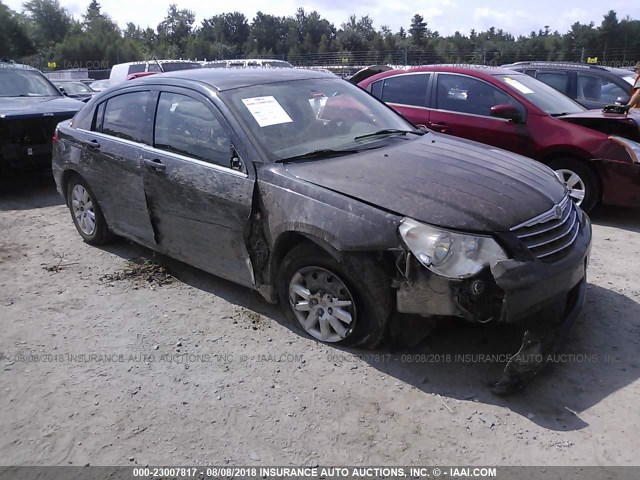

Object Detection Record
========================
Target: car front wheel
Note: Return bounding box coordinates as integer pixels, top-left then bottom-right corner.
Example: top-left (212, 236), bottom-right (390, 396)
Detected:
top-left (277, 244), bottom-right (392, 348)
top-left (66, 174), bottom-right (113, 245)
top-left (548, 158), bottom-right (599, 213)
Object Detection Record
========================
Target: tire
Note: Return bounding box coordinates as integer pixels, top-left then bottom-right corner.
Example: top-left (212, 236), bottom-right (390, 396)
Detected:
top-left (66, 174), bottom-right (113, 245)
top-left (547, 158), bottom-right (600, 213)
top-left (277, 243), bottom-right (392, 349)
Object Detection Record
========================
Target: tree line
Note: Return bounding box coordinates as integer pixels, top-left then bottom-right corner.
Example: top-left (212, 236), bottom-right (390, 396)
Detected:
top-left (2, 0), bottom-right (640, 70)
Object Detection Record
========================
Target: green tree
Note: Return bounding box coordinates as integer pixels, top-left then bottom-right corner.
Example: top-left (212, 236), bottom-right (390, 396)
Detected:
top-left (0, 1), bottom-right (35, 57)
top-left (409, 14), bottom-right (427, 46)
top-left (22, 0), bottom-right (71, 48)
top-left (157, 4), bottom-right (195, 57)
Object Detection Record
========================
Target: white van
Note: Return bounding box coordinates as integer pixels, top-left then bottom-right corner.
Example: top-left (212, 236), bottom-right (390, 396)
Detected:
top-left (109, 60), bottom-right (201, 85)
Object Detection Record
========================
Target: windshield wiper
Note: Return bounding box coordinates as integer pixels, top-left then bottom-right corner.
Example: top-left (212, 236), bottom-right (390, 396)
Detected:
top-left (275, 148), bottom-right (362, 163)
top-left (354, 128), bottom-right (424, 141)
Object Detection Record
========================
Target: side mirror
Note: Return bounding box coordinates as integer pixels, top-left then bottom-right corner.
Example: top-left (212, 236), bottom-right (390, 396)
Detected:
top-left (58, 87), bottom-right (68, 96)
top-left (415, 124), bottom-right (429, 133)
top-left (490, 104), bottom-right (521, 123)
top-left (615, 96), bottom-right (630, 105)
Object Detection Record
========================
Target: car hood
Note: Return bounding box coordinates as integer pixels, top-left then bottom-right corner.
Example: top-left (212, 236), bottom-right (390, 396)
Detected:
top-left (283, 134), bottom-right (566, 232)
top-left (0, 96), bottom-right (84, 119)
top-left (558, 109), bottom-right (640, 142)
top-left (558, 109), bottom-right (640, 121)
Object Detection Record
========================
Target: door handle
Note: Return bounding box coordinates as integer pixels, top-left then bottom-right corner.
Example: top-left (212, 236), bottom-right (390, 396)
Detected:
top-left (85, 139), bottom-right (100, 150)
top-left (428, 122), bottom-right (449, 133)
top-left (143, 158), bottom-right (166, 172)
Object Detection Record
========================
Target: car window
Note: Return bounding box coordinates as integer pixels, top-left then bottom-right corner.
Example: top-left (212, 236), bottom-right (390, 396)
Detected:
top-left (222, 77), bottom-right (417, 162)
top-left (98, 91), bottom-right (152, 143)
top-left (154, 92), bottom-right (231, 167)
top-left (435, 74), bottom-right (517, 117)
top-left (493, 73), bottom-right (584, 115)
top-left (535, 72), bottom-right (570, 96)
top-left (577, 73), bottom-right (627, 103)
top-left (127, 64), bottom-right (146, 74)
top-left (56, 82), bottom-right (92, 94)
top-left (379, 74), bottom-right (430, 107)
top-left (0, 67), bottom-right (61, 97)
top-left (370, 80), bottom-right (383, 98)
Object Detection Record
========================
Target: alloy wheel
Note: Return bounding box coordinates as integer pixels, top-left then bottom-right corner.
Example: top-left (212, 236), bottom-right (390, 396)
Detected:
top-left (554, 169), bottom-right (586, 206)
top-left (71, 184), bottom-right (97, 236)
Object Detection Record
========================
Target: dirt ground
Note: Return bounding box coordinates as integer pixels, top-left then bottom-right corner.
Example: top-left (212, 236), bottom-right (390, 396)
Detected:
top-left (1, 171), bottom-right (639, 467)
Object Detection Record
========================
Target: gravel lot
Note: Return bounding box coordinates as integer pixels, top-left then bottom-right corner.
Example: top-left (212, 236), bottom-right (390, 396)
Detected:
top-left (1, 172), bottom-right (639, 467)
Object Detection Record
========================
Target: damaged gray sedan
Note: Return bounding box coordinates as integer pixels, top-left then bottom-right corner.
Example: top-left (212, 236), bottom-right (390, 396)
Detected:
top-left (52, 68), bottom-right (592, 393)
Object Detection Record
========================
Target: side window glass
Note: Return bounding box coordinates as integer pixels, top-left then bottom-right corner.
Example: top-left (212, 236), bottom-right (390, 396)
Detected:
top-left (127, 64), bottom-right (145, 74)
top-left (370, 80), bottom-right (383, 99)
top-left (436, 74), bottom-right (519, 117)
top-left (99, 91), bottom-right (152, 143)
top-left (93, 101), bottom-right (105, 131)
top-left (380, 74), bottom-right (430, 107)
top-left (154, 92), bottom-right (231, 168)
top-left (536, 72), bottom-right (570, 95)
top-left (577, 73), bottom-right (627, 103)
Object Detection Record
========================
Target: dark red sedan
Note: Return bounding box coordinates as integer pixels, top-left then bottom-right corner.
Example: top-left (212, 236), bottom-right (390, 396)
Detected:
top-left (357, 66), bottom-right (640, 212)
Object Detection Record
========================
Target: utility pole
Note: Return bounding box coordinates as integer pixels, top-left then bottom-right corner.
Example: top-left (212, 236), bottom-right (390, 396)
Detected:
top-left (580, 47), bottom-right (585, 63)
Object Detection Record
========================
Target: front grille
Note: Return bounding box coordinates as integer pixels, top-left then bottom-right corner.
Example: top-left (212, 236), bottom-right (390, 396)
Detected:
top-left (2, 117), bottom-right (64, 145)
top-left (511, 196), bottom-right (580, 262)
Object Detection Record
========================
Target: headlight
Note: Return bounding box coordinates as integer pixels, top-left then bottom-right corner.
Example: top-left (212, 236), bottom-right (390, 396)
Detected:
top-left (398, 218), bottom-right (507, 279)
top-left (609, 136), bottom-right (640, 163)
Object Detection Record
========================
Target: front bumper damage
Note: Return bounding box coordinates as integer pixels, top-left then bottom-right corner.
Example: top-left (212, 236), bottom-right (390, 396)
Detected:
top-left (395, 214), bottom-right (592, 394)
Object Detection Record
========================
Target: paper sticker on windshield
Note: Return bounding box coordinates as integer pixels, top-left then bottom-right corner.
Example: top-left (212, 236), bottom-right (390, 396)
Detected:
top-left (241, 96), bottom-right (293, 127)
top-left (503, 77), bottom-right (534, 94)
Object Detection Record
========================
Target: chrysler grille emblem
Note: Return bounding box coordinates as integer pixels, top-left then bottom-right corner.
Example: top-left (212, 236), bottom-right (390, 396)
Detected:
top-left (554, 205), bottom-right (563, 219)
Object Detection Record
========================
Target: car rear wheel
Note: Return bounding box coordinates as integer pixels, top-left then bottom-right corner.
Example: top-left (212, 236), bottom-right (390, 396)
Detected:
top-left (66, 174), bottom-right (113, 245)
top-left (277, 243), bottom-right (392, 348)
top-left (548, 158), bottom-right (599, 213)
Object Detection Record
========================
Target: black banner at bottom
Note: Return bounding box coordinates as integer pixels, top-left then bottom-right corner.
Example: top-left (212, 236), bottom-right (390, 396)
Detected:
top-left (0, 466), bottom-right (637, 480)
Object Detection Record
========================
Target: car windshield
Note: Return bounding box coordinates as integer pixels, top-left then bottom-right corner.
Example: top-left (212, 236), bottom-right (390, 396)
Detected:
top-left (160, 62), bottom-right (202, 72)
top-left (493, 73), bottom-right (585, 115)
top-left (0, 67), bottom-right (61, 97)
top-left (90, 80), bottom-right (109, 89)
top-left (56, 82), bottom-right (94, 94)
top-left (622, 75), bottom-right (636, 86)
top-left (222, 77), bottom-right (420, 162)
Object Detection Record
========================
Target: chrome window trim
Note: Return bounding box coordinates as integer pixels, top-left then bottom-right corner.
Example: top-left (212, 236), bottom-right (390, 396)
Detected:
top-left (78, 128), bottom-right (248, 178)
top-left (141, 145), bottom-right (248, 178)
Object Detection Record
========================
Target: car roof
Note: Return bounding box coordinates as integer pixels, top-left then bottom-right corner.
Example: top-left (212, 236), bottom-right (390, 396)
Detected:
top-left (502, 61), bottom-right (633, 76)
top-left (133, 67), bottom-right (334, 91)
top-left (0, 62), bottom-right (38, 71)
top-left (359, 65), bottom-right (523, 84)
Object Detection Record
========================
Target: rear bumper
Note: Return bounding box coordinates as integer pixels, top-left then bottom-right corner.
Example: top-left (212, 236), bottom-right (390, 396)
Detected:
top-left (396, 215), bottom-right (592, 326)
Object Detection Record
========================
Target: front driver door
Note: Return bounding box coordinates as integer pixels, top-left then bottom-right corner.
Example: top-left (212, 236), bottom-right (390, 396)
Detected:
top-left (428, 73), bottom-right (535, 157)
top-left (141, 88), bottom-right (256, 287)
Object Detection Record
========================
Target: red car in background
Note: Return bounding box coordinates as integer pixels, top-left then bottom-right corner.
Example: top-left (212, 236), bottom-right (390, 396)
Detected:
top-left (356, 66), bottom-right (640, 212)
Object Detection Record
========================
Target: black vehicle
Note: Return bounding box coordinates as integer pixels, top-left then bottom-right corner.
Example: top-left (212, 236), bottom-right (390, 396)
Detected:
top-left (502, 61), bottom-right (636, 109)
top-left (52, 68), bottom-right (592, 393)
top-left (53, 80), bottom-right (97, 102)
top-left (0, 62), bottom-right (84, 171)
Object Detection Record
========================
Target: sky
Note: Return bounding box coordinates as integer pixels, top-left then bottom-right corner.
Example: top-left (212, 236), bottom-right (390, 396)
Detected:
top-left (6, 0), bottom-right (640, 37)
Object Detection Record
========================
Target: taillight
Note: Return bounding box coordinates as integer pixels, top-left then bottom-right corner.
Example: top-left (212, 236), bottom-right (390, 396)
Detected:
top-left (52, 127), bottom-right (59, 144)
